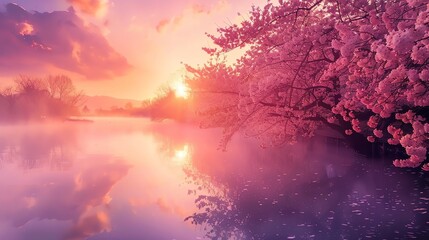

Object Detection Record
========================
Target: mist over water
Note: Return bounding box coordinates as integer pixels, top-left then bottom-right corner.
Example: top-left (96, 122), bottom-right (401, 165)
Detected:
top-left (0, 117), bottom-right (427, 240)
top-left (186, 136), bottom-right (429, 239)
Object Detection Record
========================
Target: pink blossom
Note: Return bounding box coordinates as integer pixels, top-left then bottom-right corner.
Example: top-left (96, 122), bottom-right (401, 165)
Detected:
top-left (419, 69), bottom-right (429, 81)
top-left (369, 10), bottom-right (380, 25)
top-left (380, 110), bottom-right (391, 118)
top-left (327, 116), bottom-right (336, 123)
top-left (411, 44), bottom-right (429, 64)
top-left (386, 29), bottom-right (415, 55)
top-left (190, 0), bottom-right (429, 170)
top-left (406, 0), bottom-right (425, 7)
top-left (388, 138), bottom-right (400, 145)
top-left (352, 125), bottom-right (361, 133)
top-left (367, 115), bottom-right (379, 128)
top-left (407, 69), bottom-right (419, 82)
top-left (373, 129), bottom-right (383, 138)
top-left (400, 135), bottom-right (413, 147)
top-left (424, 123), bottom-right (429, 133)
top-left (406, 146), bottom-right (427, 158)
top-left (374, 44), bottom-right (391, 62)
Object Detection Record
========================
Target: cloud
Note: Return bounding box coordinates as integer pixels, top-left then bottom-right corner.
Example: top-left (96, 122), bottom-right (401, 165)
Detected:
top-left (155, 18), bottom-right (175, 33)
top-left (67, 0), bottom-right (109, 17)
top-left (155, 0), bottom-right (229, 33)
top-left (0, 3), bottom-right (130, 79)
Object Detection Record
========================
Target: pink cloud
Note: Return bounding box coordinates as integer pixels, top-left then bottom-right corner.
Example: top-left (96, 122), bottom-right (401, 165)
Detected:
top-left (155, 17), bottom-right (177, 33)
top-left (190, 3), bottom-right (212, 14)
top-left (0, 3), bottom-right (130, 79)
top-left (67, 0), bottom-right (109, 17)
top-left (155, 0), bottom-right (228, 33)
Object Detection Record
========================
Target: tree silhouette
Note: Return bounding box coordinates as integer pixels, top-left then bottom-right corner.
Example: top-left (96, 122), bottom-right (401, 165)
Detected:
top-left (0, 75), bottom-right (83, 121)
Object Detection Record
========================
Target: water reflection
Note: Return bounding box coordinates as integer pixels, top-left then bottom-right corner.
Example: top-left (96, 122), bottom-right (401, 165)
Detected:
top-left (184, 138), bottom-right (429, 239)
top-left (173, 144), bottom-right (190, 165)
top-left (0, 123), bottom-right (78, 170)
top-left (0, 119), bottom-right (204, 240)
top-left (0, 153), bottom-right (128, 240)
top-left (0, 119), bottom-right (427, 240)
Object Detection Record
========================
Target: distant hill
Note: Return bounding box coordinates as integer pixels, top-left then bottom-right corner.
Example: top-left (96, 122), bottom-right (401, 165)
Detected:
top-left (80, 95), bottom-right (142, 112)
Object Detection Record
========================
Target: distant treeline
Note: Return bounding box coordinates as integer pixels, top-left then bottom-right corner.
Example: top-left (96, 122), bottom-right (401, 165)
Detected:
top-left (0, 75), bottom-right (83, 122)
top-left (134, 88), bottom-right (195, 122)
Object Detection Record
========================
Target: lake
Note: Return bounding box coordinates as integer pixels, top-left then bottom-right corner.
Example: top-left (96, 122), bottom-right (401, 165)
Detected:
top-left (0, 117), bottom-right (428, 240)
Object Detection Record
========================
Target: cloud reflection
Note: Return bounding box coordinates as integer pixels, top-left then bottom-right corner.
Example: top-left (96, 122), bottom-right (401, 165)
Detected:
top-left (65, 210), bottom-right (111, 240)
top-left (0, 151), bottom-right (129, 240)
top-left (0, 119), bottom-right (208, 240)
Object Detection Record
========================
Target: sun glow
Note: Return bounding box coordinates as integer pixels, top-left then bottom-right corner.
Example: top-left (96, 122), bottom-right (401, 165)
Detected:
top-left (172, 81), bottom-right (190, 99)
top-left (172, 144), bottom-right (190, 165)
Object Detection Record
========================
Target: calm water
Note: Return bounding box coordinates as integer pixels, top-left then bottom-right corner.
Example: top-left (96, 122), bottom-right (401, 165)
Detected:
top-left (0, 117), bottom-right (427, 240)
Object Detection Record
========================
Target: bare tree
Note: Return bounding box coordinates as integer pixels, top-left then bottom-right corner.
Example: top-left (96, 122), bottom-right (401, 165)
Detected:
top-left (14, 75), bottom-right (47, 95)
top-left (46, 75), bottom-right (84, 107)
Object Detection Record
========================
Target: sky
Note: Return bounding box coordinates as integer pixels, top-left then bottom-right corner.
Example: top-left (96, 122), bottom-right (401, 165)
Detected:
top-left (0, 0), bottom-right (265, 100)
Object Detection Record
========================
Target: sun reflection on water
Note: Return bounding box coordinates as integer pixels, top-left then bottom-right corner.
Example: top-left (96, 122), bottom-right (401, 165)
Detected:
top-left (172, 144), bottom-right (190, 165)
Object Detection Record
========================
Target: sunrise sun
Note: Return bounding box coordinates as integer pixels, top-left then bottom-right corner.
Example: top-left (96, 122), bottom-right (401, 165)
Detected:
top-left (172, 81), bottom-right (190, 99)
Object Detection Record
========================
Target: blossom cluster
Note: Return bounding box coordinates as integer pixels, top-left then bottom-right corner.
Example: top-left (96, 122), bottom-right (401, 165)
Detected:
top-left (189, 0), bottom-right (429, 170)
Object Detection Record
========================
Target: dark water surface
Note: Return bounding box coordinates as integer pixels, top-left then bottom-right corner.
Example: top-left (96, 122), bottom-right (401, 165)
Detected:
top-left (0, 117), bottom-right (427, 240)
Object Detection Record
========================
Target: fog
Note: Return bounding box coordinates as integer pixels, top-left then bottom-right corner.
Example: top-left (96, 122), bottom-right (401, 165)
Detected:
top-left (0, 117), bottom-right (427, 239)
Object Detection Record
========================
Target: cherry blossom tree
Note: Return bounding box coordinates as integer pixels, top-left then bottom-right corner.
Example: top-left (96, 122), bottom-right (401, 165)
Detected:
top-left (186, 61), bottom-right (241, 148)
top-left (186, 0), bottom-right (429, 170)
